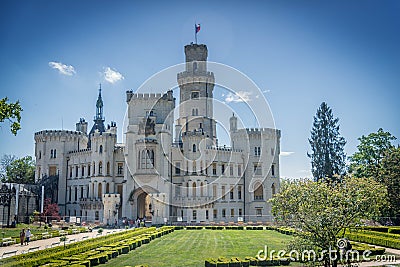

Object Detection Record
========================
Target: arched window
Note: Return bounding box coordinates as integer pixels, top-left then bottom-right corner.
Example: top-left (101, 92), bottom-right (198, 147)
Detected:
top-left (140, 149), bottom-right (155, 169)
top-left (106, 162), bottom-right (110, 175)
top-left (106, 183), bottom-right (110, 194)
top-left (193, 144), bottom-right (197, 152)
top-left (192, 182), bottom-right (197, 197)
top-left (54, 149), bottom-right (56, 158)
top-left (93, 162), bottom-right (96, 176)
top-left (80, 186), bottom-right (84, 199)
top-left (254, 183), bottom-right (264, 200)
top-left (99, 145), bottom-right (103, 153)
top-left (74, 187), bottom-right (77, 201)
top-left (192, 109), bottom-right (196, 116)
top-left (186, 182), bottom-right (189, 197)
top-left (200, 182), bottom-right (204, 197)
top-left (98, 183), bottom-right (102, 198)
top-left (271, 183), bottom-right (276, 196)
top-left (98, 161), bottom-right (103, 175)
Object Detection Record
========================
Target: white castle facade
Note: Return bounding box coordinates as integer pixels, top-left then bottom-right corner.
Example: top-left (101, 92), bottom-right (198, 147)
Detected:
top-left (34, 43), bottom-right (281, 224)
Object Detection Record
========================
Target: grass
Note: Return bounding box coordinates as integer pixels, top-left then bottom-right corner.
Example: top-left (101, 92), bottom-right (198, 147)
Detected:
top-left (103, 229), bottom-right (293, 267)
top-left (1, 223), bottom-right (48, 238)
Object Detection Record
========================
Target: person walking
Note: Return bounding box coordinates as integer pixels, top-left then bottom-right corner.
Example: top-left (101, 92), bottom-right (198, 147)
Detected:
top-left (19, 229), bottom-right (25, 246)
top-left (25, 228), bottom-right (31, 245)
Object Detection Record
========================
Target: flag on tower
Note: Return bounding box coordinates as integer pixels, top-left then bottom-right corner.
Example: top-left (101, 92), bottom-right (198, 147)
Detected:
top-left (195, 23), bottom-right (201, 33)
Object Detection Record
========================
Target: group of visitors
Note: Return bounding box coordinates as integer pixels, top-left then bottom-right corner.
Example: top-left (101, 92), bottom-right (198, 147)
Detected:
top-left (19, 228), bottom-right (31, 246)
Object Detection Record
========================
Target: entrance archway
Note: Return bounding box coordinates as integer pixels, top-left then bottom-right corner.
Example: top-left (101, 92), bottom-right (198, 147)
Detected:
top-left (137, 192), bottom-right (152, 220)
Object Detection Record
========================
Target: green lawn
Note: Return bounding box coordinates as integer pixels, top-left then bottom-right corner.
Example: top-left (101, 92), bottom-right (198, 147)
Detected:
top-left (1, 223), bottom-right (47, 238)
top-left (104, 229), bottom-right (293, 267)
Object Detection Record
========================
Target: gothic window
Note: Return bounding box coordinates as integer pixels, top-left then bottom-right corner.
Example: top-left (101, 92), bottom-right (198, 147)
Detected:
top-left (95, 211), bottom-right (99, 221)
top-left (222, 209), bottom-right (226, 218)
top-left (98, 183), bottom-right (102, 198)
top-left (192, 210), bottom-right (197, 221)
top-left (106, 183), bottom-right (110, 194)
top-left (74, 187), bottom-right (78, 201)
top-left (54, 149), bottom-right (56, 158)
top-left (271, 183), bottom-right (276, 196)
top-left (230, 187), bottom-right (234, 200)
top-left (88, 164), bottom-right (91, 176)
top-left (254, 183), bottom-right (264, 200)
top-left (206, 210), bottom-right (209, 220)
top-left (192, 182), bottom-right (197, 197)
top-left (80, 186), bottom-right (84, 199)
top-left (254, 147), bottom-right (260, 156)
top-left (68, 187), bottom-right (71, 202)
top-left (39, 151), bottom-right (41, 159)
top-left (254, 163), bottom-right (262, 175)
top-left (200, 182), bottom-right (204, 197)
top-left (192, 144), bottom-right (197, 152)
top-left (271, 164), bottom-right (275, 176)
top-left (99, 145), bottom-right (103, 153)
top-left (98, 161), bottom-right (103, 175)
top-left (221, 186), bottom-right (226, 200)
top-left (140, 149), bottom-right (155, 169)
top-left (221, 164), bottom-right (225, 174)
top-left (106, 162), bottom-right (110, 175)
top-left (50, 149), bottom-right (53, 158)
top-left (186, 182), bottom-right (189, 197)
top-left (93, 162), bottom-right (95, 176)
top-left (175, 162), bottom-right (181, 175)
top-left (117, 163), bottom-right (123, 175)
top-left (212, 163), bottom-right (217, 175)
top-left (75, 166), bottom-right (78, 178)
top-left (238, 186), bottom-right (242, 200)
top-left (213, 184), bottom-right (217, 198)
top-left (81, 166), bottom-right (85, 177)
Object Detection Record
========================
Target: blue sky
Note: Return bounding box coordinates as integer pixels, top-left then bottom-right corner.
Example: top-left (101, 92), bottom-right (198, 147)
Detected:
top-left (0, 0), bottom-right (399, 179)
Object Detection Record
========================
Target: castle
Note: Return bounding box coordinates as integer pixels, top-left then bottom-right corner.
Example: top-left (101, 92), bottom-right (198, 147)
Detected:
top-left (34, 43), bottom-right (281, 224)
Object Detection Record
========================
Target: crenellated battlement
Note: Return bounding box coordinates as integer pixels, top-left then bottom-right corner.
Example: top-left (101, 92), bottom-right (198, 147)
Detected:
top-left (126, 90), bottom-right (174, 103)
top-left (35, 130), bottom-right (84, 137)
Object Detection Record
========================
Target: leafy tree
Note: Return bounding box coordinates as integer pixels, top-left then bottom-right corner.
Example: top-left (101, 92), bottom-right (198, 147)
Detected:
top-left (0, 97), bottom-right (22, 135)
top-left (2, 155), bottom-right (35, 184)
top-left (349, 128), bottom-right (396, 178)
top-left (42, 198), bottom-right (60, 222)
top-left (0, 154), bottom-right (17, 180)
top-left (378, 146), bottom-right (400, 219)
top-left (270, 176), bottom-right (387, 267)
top-left (308, 102), bottom-right (346, 182)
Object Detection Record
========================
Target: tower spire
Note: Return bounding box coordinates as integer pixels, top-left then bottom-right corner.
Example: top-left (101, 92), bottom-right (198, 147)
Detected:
top-left (95, 84), bottom-right (104, 121)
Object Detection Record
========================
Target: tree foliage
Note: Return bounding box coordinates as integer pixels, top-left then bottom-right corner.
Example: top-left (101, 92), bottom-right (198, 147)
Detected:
top-left (308, 102), bottom-right (346, 182)
top-left (0, 97), bottom-right (23, 135)
top-left (42, 198), bottom-right (61, 222)
top-left (377, 146), bottom-right (400, 218)
top-left (1, 155), bottom-right (35, 184)
top-left (349, 128), bottom-right (396, 178)
top-left (270, 176), bottom-right (387, 266)
top-left (0, 154), bottom-right (17, 180)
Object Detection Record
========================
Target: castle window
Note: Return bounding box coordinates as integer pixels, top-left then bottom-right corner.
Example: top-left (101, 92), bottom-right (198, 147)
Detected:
top-left (106, 162), bottom-right (110, 175)
top-left (117, 163), bottom-right (123, 175)
top-left (54, 149), bottom-right (56, 158)
top-left (50, 149), bottom-right (53, 158)
top-left (254, 163), bottom-right (262, 175)
top-left (212, 163), bottom-right (217, 175)
top-left (231, 209), bottom-right (234, 218)
top-left (93, 162), bottom-right (95, 176)
top-left (98, 183), bottom-right (102, 198)
top-left (222, 209), bottom-right (226, 218)
top-left (221, 164), bottom-right (225, 174)
top-left (191, 91), bottom-right (199, 99)
top-left (39, 151), bottom-right (41, 159)
top-left (49, 166), bottom-right (57, 176)
top-left (272, 183), bottom-right (276, 196)
top-left (213, 209), bottom-right (217, 219)
top-left (192, 182), bottom-right (196, 197)
top-left (254, 183), bottom-right (264, 200)
top-left (200, 182), bottom-right (204, 197)
top-left (256, 208), bottom-right (262, 217)
top-left (255, 147), bottom-right (261, 156)
top-left (238, 186), bottom-right (242, 200)
top-left (99, 145), bottom-right (103, 153)
top-left (74, 187), bottom-right (78, 201)
top-left (75, 166), bottom-right (79, 178)
top-left (238, 165), bottom-right (242, 177)
top-left (88, 164), bottom-right (91, 176)
top-left (192, 210), bottom-right (197, 221)
top-left (186, 182), bottom-right (189, 197)
top-left (140, 149), bottom-right (155, 169)
top-left (221, 186), bottom-right (226, 200)
top-left (98, 161), bottom-right (103, 175)
top-left (271, 164), bottom-right (275, 176)
top-left (230, 165), bottom-right (234, 176)
top-left (206, 210), bottom-right (209, 220)
top-left (81, 166), bottom-right (85, 177)
top-left (213, 184), bottom-right (217, 198)
top-left (106, 183), bottom-right (110, 194)
top-left (175, 162), bottom-right (181, 175)
top-left (192, 161), bottom-right (196, 174)
top-left (239, 208), bottom-right (242, 216)
top-left (230, 187), bottom-right (234, 200)
top-left (80, 186), bottom-right (84, 199)
top-left (69, 167), bottom-right (72, 178)
top-left (95, 211), bottom-right (99, 221)
top-left (193, 61), bottom-right (197, 72)
top-left (68, 187), bottom-right (71, 202)
top-left (192, 144), bottom-right (197, 152)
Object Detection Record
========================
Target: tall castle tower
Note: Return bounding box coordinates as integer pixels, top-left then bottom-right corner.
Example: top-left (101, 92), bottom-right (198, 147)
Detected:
top-left (176, 44), bottom-right (216, 160)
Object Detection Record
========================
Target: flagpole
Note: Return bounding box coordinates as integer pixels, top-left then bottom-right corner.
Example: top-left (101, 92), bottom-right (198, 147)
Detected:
top-left (195, 23), bottom-right (197, 44)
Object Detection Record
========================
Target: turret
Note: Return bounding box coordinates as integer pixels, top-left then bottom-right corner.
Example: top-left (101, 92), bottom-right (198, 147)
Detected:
top-left (76, 118), bottom-right (88, 134)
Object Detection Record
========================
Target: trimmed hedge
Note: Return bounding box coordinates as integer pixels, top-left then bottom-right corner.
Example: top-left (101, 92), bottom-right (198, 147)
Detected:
top-left (345, 230), bottom-right (400, 250)
top-left (205, 256), bottom-right (290, 267)
top-left (0, 227), bottom-right (174, 267)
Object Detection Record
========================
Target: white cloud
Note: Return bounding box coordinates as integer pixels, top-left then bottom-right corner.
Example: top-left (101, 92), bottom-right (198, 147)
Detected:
top-left (104, 67), bottom-right (124, 83)
top-left (280, 151), bottom-right (294, 156)
top-left (225, 91), bottom-right (252, 103)
top-left (48, 61), bottom-right (76, 76)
